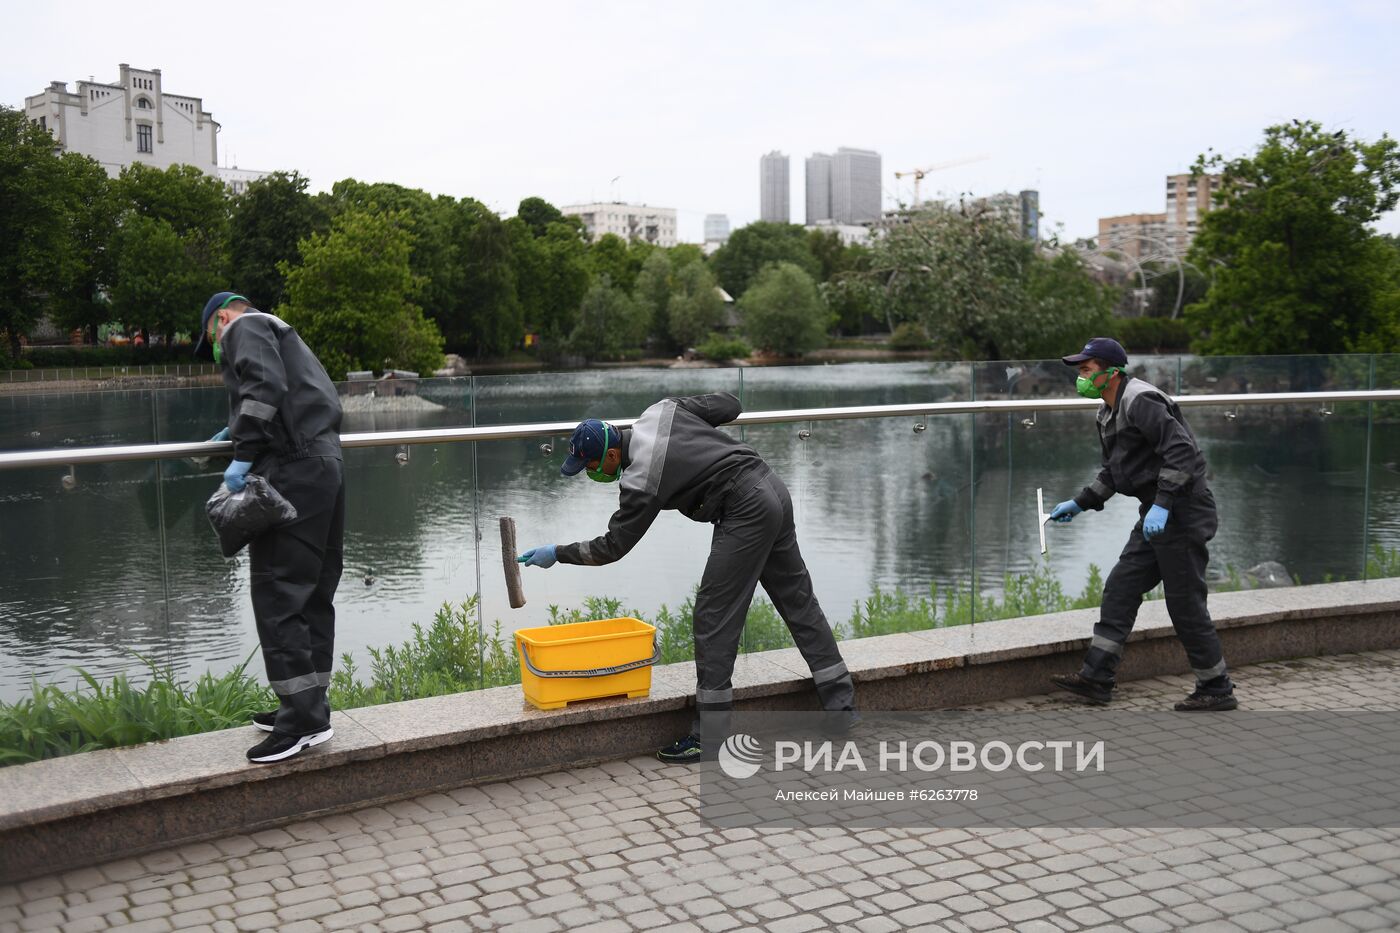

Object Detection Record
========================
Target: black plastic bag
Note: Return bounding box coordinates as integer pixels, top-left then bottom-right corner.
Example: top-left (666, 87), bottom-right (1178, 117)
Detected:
top-left (205, 474), bottom-right (298, 558)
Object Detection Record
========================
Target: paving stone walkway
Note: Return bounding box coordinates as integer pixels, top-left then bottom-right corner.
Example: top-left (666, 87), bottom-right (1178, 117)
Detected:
top-left (4, 649), bottom-right (1400, 933)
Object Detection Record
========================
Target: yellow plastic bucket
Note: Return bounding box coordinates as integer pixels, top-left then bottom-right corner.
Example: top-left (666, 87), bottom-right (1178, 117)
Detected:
top-left (514, 617), bottom-right (658, 710)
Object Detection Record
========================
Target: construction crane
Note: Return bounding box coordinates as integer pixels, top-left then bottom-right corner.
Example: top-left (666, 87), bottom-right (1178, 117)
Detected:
top-left (895, 154), bottom-right (992, 206)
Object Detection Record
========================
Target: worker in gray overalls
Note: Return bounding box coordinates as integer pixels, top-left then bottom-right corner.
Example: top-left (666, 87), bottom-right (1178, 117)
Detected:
top-left (519, 393), bottom-right (857, 761)
top-left (1048, 337), bottom-right (1237, 711)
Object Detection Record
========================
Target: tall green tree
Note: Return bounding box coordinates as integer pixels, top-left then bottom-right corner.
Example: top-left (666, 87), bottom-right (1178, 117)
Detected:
top-left (277, 210), bottom-right (444, 379)
top-left (709, 222), bottom-right (821, 297)
top-left (449, 199), bottom-right (522, 357)
top-left (0, 108), bottom-right (77, 357)
top-left (50, 153), bottom-right (119, 343)
top-left (516, 196), bottom-right (566, 238)
top-left (739, 262), bottom-right (831, 357)
top-left (110, 214), bottom-right (218, 342)
top-left (632, 249), bottom-right (673, 348)
top-left (667, 261), bottom-right (726, 350)
top-left (229, 171), bottom-right (327, 309)
top-left (508, 219), bottom-right (590, 349)
top-left (112, 163), bottom-right (231, 341)
top-left (1186, 120), bottom-right (1400, 354)
top-left (587, 233), bottom-right (651, 294)
top-left (326, 179), bottom-right (457, 326)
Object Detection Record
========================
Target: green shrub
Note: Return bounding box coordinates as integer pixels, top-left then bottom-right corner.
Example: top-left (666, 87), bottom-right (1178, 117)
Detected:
top-left (695, 333), bottom-right (752, 361)
top-left (887, 322), bottom-right (932, 351)
top-left (20, 345), bottom-right (196, 367)
top-left (1113, 316), bottom-right (1193, 353)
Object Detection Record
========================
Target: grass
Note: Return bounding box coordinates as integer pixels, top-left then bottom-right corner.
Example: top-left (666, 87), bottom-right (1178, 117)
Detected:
top-left (3, 550), bottom-right (1396, 766)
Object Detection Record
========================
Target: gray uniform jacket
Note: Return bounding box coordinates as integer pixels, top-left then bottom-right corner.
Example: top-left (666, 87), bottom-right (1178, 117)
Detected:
top-left (556, 393), bottom-right (766, 566)
top-left (1073, 376), bottom-right (1208, 512)
top-left (220, 311), bottom-right (343, 467)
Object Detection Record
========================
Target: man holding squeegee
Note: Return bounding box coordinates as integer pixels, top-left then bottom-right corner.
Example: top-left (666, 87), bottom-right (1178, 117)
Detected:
top-left (517, 392), bottom-right (858, 763)
top-left (1047, 337), bottom-right (1237, 711)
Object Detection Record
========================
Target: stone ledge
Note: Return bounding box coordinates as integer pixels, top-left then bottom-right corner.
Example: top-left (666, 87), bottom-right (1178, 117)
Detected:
top-left (1, 577), bottom-right (1398, 882)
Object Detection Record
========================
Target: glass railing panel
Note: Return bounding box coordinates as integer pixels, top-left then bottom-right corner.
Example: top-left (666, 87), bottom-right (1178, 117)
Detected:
top-left (969, 360), bottom-right (1105, 621)
top-left (0, 461), bottom-right (177, 705)
top-left (1365, 355), bottom-right (1400, 580)
top-left (736, 409), bottom-right (976, 654)
top-left (471, 369), bottom-right (745, 678)
top-left (1177, 353), bottom-right (1372, 395)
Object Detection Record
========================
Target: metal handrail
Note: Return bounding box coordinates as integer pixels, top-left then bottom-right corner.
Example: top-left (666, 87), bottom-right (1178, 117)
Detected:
top-left (2, 389), bottom-right (1398, 471)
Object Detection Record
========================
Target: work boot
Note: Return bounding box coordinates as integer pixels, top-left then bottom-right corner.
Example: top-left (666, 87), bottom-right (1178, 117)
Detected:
top-left (1050, 673), bottom-right (1113, 705)
top-left (821, 708), bottom-right (863, 737)
top-left (657, 734), bottom-right (713, 764)
top-left (246, 727), bottom-right (334, 763)
top-left (1174, 691), bottom-right (1238, 712)
top-left (251, 711), bottom-right (276, 732)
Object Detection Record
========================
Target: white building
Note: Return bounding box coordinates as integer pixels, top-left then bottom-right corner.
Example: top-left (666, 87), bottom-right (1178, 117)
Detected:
top-left (562, 202), bottom-right (678, 247)
top-left (703, 214), bottom-right (731, 245)
top-left (805, 153), bottom-right (833, 225)
top-left (831, 147), bottom-right (882, 224)
top-left (806, 220), bottom-right (871, 246)
top-left (760, 151), bottom-right (790, 223)
top-left (24, 64), bottom-right (218, 177)
top-left (218, 166), bottom-right (275, 196)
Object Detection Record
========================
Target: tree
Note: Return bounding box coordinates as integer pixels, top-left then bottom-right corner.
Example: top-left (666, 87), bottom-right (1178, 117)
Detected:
top-left (1185, 120), bottom-right (1400, 354)
top-left (667, 261), bottom-right (726, 350)
top-left (110, 214), bottom-right (218, 342)
top-left (112, 163), bottom-right (231, 341)
top-left (709, 222), bottom-right (821, 297)
top-left (667, 243), bottom-right (705, 271)
top-left (587, 234), bottom-right (652, 295)
top-left (448, 199), bottom-right (522, 357)
top-left (518, 220), bottom-right (591, 348)
top-left (516, 197), bottom-right (566, 238)
top-left (866, 204), bottom-right (1113, 359)
top-left (0, 107), bottom-right (76, 357)
top-left (632, 249), bottom-right (673, 348)
top-left (229, 171), bottom-right (327, 309)
top-left (277, 210), bottom-right (444, 379)
top-left (569, 278), bottom-right (647, 360)
top-left (325, 179), bottom-right (458, 331)
top-left (739, 262), bottom-right (831, 356)
top-left (50, 153), bottom-right (119, 343)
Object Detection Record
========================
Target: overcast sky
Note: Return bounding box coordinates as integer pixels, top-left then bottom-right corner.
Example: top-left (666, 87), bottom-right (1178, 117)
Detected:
top-left (5, 0), bottom-right (1397, 243)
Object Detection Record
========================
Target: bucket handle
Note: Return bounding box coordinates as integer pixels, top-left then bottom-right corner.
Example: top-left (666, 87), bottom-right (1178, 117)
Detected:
top-left (518, 638), bottom-right (660, 679)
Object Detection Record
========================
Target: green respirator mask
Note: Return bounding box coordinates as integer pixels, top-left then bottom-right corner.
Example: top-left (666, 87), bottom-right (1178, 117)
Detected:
top-left (209, 294), bottom-right (246, 365)
top-left (1076, 367), bottom-right (1122, 400)
top-left (585, 424), bottom-right (620, 484)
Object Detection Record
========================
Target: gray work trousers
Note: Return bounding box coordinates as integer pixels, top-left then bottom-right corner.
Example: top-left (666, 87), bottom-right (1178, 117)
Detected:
top-left (249, 456), bottom-right (345, 735)
top-left (1080, 488), bottom-right (1233, 695)
top-left (691, 470), bottom-right (855, 742)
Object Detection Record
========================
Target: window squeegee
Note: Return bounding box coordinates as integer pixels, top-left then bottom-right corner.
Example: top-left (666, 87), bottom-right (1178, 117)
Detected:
top-left (1036, 488), bottom-right (1053, 555)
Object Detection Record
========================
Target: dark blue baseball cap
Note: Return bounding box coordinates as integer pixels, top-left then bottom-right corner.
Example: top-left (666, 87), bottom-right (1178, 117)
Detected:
top-left (561, 419), bottom-right (615, 476)
top-left (193, 291), bottom-right (248, 358)
top-left (1062, 337), bottom-right (1128, 368)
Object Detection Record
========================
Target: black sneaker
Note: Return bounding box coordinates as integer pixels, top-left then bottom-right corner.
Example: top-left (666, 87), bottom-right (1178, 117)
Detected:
top-left (1050, 673), bottom-right (1113, 705)
top-left (657, 734), bottom-right (712, 764)
top-left (246, 727), bottom-right (333, 763)
top-left (1174, 692), bottom-right (1238, 712)
top-left (251, 711), bottom-right (276, 733)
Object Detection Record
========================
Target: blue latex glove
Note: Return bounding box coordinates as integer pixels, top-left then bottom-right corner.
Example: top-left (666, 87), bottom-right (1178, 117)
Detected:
top-left (517, 545), bottom-right (557, 569)
top-left (223, 460), bottom-right (253, 493)
top-left (209, 427), bottom-right (230, 442)
top-left (1049, 499), bottom-right (1083, 523)
top-left (1142, 504), bottom-right (1169, 541)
